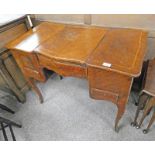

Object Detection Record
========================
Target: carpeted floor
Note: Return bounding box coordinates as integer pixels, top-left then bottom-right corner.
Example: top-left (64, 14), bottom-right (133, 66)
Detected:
top-left (0, 74), bottom-right (155, 141)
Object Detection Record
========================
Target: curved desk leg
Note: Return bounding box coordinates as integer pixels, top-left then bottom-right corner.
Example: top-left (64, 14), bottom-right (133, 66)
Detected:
top-left (26, 78), bottom-right (44, 103)
top-left (115, 103), bottom-right (125, 132)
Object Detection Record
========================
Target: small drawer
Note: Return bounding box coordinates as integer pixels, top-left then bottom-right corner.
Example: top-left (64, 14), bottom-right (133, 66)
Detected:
top-left (12, 51), bottom-right (46, 82)
top-left (23, 67), bottom-right (43, 81)
top-left (38, 55), bottom-right (87, 78)
top-left (90, 88), bottom-right (119, 104)
top-left (21, 56), bottom-right (36, 70)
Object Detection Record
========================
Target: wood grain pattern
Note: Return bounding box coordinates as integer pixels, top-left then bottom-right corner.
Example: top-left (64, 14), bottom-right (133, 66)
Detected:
top-left (88, 67), bottom-right (133, 130)
top-left (6, 22), bottom-right (148, 131)
top-left (36, 25), bottom-right (107, 64)
top-left (11, 50), bottom-right (46, 82)
top-left (7, 22), bottom-right (65, 52)
top-left (38, 55), bottom-right (87, 78)
top-left (87, 28), bottom-right (147, 76)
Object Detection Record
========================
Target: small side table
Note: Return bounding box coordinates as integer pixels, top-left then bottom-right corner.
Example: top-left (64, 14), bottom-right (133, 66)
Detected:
top-left (0, 59), bottom-right (26, 102)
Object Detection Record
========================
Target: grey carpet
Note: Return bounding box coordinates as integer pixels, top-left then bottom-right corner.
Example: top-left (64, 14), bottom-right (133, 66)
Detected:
top-left (0, 73), bottom-right (155, 141)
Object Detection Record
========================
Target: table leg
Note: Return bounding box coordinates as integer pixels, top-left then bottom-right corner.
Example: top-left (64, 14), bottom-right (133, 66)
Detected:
top-left (115, 103), bottom-right (125, 132)
top-left (1, 122), bottom-right (8, 141)
top-left (143, 109), bottom-right (155, 134)
top-left (131, 93), bottom-right (149, 127)
top-left (26, 78), bottom-right (44, 103)
top-left (136, 96), bottom-right (152, 129)
top-left (0, 116), bottom-right (22, 128)
top-left (0, 103), bottom-right (15, 114)
top-left (9, 125), bottom-right (16, 141)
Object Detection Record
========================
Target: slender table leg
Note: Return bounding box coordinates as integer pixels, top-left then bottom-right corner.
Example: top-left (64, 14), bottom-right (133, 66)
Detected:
top-left (131, 93), bottom-right (149, 127)
top-left (1, 122), bottom-right (8, 141)
top-left (26, 78), bottom-right (44, 103)
top-left (136, 97), bottom-right (153, 129)
top-left (0, 103), bottom-right (15, 114)
top-left (115, 103), bottom-right (125, 132)
top-left (9, 125), bottom-right (16, 141)
top-left (0, 117), bottom-right (22, 128)
top-left (0, 117), bottom-right (21, 141)
top-left (143, 109), bottom-right (155, 134)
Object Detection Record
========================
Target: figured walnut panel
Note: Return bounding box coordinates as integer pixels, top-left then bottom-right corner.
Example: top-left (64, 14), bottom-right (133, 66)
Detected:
top-left (88, 66), bottom-right (133, 105)
top-left (87, 29), bottom-right (147, 77)
top-left (38, 54), bottom-right (87, 78)
top-left (11, 50), bottom-right (46, 82)
top-left (35, 25), bottom-right (107, 64)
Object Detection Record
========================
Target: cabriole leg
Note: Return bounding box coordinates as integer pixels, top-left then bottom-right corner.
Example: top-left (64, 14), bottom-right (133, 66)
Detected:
top-left (115, 103), bottom-right (125, 132)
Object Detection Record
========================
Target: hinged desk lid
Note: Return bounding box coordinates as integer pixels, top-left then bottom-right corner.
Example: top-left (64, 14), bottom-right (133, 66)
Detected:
top-left (35, 24), bottom-right (107, 65)
top-left (87, 28), bottom-right (148, 77)
top-left (6, 22), bottom-right (65, 52)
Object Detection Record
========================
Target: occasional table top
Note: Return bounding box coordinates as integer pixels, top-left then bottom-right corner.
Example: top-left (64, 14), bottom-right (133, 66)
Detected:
top-left (6, 22), bottom-right (148, 77)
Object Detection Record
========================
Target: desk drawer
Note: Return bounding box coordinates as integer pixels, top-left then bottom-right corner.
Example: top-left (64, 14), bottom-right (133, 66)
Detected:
top-left (88, 66), bottom-right (133, 105)
top-left (12, 51), bottom-right (46, 82)
top-left (90, 88), bottom-right (119, 103)
top-left (38, 55), bottom-right (87, 78)
top-left (23, 67), bottom-right (43, 81)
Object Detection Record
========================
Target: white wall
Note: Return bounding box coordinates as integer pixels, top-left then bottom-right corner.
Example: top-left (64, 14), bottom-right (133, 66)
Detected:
top-left (34, 14), bottom-right (85, 24)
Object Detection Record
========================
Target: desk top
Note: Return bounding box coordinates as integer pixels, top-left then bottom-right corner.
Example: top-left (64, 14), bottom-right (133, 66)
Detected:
top-left (6, 22), bottom-right (148, 77)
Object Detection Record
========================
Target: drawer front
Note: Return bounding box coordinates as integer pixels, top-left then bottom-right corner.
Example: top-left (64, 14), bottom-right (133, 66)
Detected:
top-left (21, 55), bottom-right (36, 70)
top-left (23, 67), bottom-right (43, 81)
top-left (38, 55), bottom-right (87, 78)
top-left (12, 51), bottom-right (46, 82)
top-left (88, 66), bottom-right (132, 105)
top-left (90, 88), bottom-right (119, 103)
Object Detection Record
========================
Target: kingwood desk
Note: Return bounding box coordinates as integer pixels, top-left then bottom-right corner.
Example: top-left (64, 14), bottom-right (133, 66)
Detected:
top-left (6, 22), bottom-right (147, 131)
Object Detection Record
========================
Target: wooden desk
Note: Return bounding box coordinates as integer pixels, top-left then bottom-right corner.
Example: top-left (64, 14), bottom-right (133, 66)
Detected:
top-left (6, 22), bottom-right (148, 131)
